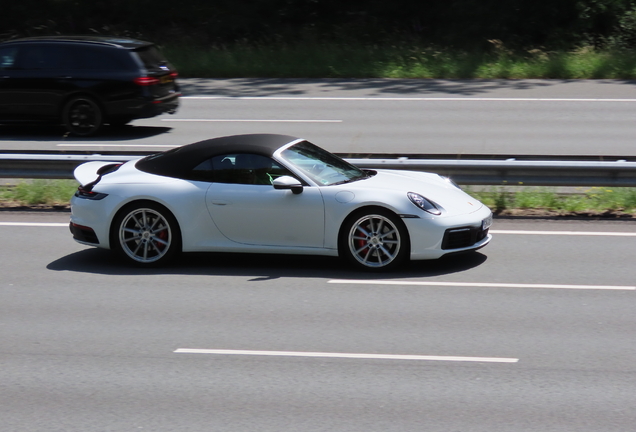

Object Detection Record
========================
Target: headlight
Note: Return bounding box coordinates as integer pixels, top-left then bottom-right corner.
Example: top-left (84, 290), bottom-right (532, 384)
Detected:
top-left (408, 192), bottom-right (442, 215)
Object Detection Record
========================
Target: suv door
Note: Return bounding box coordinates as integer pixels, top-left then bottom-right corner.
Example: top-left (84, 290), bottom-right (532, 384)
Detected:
top-left (0, 45), bottom-right (21, 117)
top-left (5, 43), bottom-right (74, 119)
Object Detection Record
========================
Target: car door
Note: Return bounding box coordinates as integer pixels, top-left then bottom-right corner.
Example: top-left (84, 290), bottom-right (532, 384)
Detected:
top-left (200, 153), bottom-right (326, 248)
top-left (0, 45), bottom-right (20, 116)
top-left (4, 43), bottom-right (75, 119)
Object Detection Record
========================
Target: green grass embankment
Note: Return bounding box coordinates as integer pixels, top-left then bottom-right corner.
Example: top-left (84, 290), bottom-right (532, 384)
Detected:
top-left (163, 43), bottom-right (636, 79)
top-left (2, 180), bottom-right (636, 217)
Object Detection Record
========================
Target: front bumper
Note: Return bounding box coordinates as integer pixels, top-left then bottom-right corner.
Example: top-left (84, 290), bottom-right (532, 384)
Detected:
top-left (406, 205), bottom-right (493, 260)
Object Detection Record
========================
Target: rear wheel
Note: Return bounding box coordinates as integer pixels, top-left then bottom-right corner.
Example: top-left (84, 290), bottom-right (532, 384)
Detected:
top-left (339, 208), bottom-right (409, 271)
top-left (63, 96), bottom-right (103, 136)
top-left (111, 202), bottom-right (181, 266)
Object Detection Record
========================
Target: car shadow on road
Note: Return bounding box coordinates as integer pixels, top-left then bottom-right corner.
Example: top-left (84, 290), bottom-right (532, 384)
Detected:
top-left (181, 77), bottom-right (558, 98)
top-left (0, 124), bottom-right (172, 141)
top-left (180, 77), bottom-right (636, 98)
top-left (47, 248), bottom-right (487, 280)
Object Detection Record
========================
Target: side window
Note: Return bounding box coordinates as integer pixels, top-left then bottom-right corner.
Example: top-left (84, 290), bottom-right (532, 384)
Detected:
top-left (56, 46), bottom-right (77, 69)
top-left (0, 47), bottom-right (18, 70)
top-left (17, 45), bottom-right (64, 69)
top-left (74, 46), bottom-right (128, 70)
top-left (192, 153), bottom-right (293, 185)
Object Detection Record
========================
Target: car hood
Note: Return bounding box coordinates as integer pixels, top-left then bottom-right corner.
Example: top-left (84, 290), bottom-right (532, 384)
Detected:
top-left (353, 170), bottom-right (484, 216)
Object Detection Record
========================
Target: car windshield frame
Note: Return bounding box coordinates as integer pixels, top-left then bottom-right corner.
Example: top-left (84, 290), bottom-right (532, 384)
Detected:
top-left (278, 140), bottom-right (368, 186)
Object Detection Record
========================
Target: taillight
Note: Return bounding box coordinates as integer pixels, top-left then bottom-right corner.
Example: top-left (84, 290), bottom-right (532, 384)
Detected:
top-left (170, 71), bottom-right (178, 79)
top-left (76, 163), bottom-right (121, 199)
top-left (134, 77), bottom-right (160, 86)
top-left (75, 185), bottom-right (108, 200)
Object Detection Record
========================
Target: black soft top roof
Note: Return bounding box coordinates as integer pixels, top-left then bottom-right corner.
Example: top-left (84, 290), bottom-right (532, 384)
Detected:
top-left (136, 134), bottom-right (300, 178)
top-left (1, 35), bottom-right (153, 50)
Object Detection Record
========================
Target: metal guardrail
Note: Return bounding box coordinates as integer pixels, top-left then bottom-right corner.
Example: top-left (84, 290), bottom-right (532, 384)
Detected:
top-left (2, 153), bottom-right (636, 187)
top-left (347, 158), bottom-right (636, 187)
top-left (0, 154), bottom-right (138, 180)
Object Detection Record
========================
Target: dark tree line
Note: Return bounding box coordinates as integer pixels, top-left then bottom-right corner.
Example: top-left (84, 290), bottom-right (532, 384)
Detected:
top-left (3, 0), bottom-right (636, 49)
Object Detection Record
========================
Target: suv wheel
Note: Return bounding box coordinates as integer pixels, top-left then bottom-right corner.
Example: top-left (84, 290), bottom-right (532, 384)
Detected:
top-left (63, 96), bottom-right (103, 136)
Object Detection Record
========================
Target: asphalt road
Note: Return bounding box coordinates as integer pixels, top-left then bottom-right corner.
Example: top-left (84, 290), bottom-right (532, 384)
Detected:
top-left (2, 78), bottom-right (636, 157)
top-left (1, 212), bottom-right (635, 431)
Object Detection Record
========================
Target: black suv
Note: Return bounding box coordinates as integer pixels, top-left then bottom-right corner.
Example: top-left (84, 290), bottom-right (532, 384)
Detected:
top-left (0, 35), bottom-right (180, 136)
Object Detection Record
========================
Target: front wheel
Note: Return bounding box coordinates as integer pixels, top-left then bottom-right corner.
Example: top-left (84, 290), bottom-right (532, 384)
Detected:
top-left (63, 96), bottom-right (103, 136)
top-left (111, 202), bottom-right (181, 266)
top-left (339, 208), bottom-right (409, 271)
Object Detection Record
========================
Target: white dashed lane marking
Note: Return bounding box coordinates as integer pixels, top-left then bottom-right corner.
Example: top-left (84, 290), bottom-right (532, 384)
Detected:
top-left (174, 348), bottom-right (519, 363)
top-left (328, 280), bottom-right (635, 291)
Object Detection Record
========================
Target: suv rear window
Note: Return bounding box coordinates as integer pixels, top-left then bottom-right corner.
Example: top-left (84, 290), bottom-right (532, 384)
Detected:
top-left (134, 46), bottom-right (170, 70)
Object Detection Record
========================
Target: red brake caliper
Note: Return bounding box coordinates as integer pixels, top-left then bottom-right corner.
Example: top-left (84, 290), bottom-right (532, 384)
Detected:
top-left (355, 224), bottom-right (368, 253)
top-left (156, 224), bottom-right (168, 251)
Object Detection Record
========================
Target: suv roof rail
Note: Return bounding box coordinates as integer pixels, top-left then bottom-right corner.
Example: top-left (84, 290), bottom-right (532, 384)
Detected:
top-left (2, 35), bottom-right (153, 49)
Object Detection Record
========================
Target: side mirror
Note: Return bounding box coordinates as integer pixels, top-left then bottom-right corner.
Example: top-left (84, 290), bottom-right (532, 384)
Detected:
top-left (273, 176), bottom-right (304, 194)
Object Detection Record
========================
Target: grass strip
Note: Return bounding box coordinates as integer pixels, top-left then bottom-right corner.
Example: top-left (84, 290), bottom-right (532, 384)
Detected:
top-left (0, 179), bottom-right (78, 208)
top-left (467, 186), bottom-right (636, 217)
top-left (1, 180), bottom-right (636, 217)
top-left (163, 43), bottom-right (636, 79)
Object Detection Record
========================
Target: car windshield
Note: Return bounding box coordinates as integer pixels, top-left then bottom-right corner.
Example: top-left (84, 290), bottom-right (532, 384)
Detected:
top-left (280, 141), bottom-right (368, 186)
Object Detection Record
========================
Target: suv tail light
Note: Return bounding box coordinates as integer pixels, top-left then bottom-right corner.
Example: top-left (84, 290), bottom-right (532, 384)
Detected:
top-left (134, 77), bottom-right (160, 86)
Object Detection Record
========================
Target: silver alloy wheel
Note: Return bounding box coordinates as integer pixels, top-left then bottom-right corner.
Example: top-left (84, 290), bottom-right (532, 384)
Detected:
top-left (348, 214), bottom-right (401, 268)
top-left (118, 208), bottom-right (172, 264)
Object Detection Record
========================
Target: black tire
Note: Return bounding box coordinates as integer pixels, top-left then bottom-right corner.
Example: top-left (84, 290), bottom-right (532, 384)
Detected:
top-left (110, 201), bottom-right (181, 266)
top-left (339, 208), bottom-right (410, 271)
top-left (63, 96), bottom-right (103, 136)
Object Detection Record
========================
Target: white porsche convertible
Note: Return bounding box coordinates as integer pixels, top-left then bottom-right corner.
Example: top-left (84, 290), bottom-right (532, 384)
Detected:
top-left (70, 134), bottom-right (492, 270)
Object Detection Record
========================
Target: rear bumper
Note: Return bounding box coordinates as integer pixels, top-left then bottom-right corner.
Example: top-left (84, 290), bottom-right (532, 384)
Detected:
top-left (106, 92), bottom-right (180, 120)
top-left (149, 92), bottom-right (180, 115)
top-left (69, 222), bottom-right (100, 245)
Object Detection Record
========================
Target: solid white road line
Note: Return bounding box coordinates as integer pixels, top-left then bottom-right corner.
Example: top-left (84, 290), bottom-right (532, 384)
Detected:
top-left (161, 118), bottom-right (342, 123)
top-left (57, 144), bottom-right (177, 148)
top-left (0, 222), bottom-right (68, 227)
top-left (174, 348), bottom-right (519, 363)
top-left (491, 230), bottom-right (636, 236)
top-left (183, 96), bottom-right (636, 102)
top-left (328, 280), bottom-right (636, 290)
top-left (4, 223), bottom-right (635, 240)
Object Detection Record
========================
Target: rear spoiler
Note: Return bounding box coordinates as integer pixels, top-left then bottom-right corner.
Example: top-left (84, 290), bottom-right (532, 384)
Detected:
top-left (74, 161), bottom-right (124, 189)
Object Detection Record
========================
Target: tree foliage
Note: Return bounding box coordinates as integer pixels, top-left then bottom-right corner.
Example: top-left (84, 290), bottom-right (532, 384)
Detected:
top-left (3, 0), bottom-right (636, 50)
